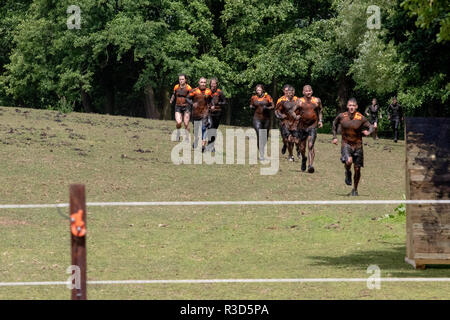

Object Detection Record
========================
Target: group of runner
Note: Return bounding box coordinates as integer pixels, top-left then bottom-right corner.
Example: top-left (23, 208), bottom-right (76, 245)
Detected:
top-left (364, 97), bottom-right (403, 142)
top-left (170, 75), bottom-right (405, 196)
top-left (170, 75), bottom-right (226, 152)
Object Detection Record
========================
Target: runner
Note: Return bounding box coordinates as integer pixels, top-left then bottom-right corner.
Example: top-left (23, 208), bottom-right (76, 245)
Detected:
top-left (275, 84), bottom-right (300, 155)
top-left (249, 84), bottom-right (274, 160)
top-left (295, 85), bottom-right (323, 173)
top-left (276, 84), bottom-right (291, 155)
top-left (169, 74), bottom-right (192, 141)
top-left (387, 96), bottom-right (403, 143)
top-left (275, 86), bottom-right (299, 162)
top-left (207, 78), bottom-right (226, 152)
top-left (332, 98), bottom-right (374, 196)
top-left (364, 98), bottom-right (382, 140)
top-left (186, 77), bottom-right (213, 152)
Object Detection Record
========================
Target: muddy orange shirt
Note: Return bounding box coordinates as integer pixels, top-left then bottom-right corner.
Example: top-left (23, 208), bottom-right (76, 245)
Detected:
top-left (211, 88), bottom-right (226, 113)
top-left (188, 87), bottom-right (213, 120)
top-left (276, 96), bottom-right (298, 129)
top-left (250, 93), bottom-right (273, 120)
top-left (298, 97), bottom-right (321, 129)
top-left (173, 84), bottom-right (192, 106)
top-left (332, 112), bottom-right (372, 148)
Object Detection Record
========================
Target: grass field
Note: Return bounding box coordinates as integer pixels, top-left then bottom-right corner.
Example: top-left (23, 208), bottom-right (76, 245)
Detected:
top-left (0, 106), bottom-right (449, 300)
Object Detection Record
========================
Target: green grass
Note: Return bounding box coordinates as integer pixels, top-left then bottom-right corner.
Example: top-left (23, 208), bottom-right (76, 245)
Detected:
top-left (0, 106), bottom-right (448, 300)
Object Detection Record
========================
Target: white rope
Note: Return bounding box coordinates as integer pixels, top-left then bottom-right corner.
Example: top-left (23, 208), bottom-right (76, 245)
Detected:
top-left (0, 199), bottom-right (449, 209)
top-left (1, 277), bottom-right (450, 287)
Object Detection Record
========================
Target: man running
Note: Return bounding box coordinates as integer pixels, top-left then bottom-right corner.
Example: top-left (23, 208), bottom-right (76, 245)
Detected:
top-left (276, 84), bottom-right (302, 156)
top-left (332, 98), bottom-right (374, 196)
top-left (169, 74), bottom-right (192, 141)
top-left (207, 78), bottom-right (226, 152)
top-left (365, 98), bottom-right (382, 140)
top-left (275, 86), bottom-right (299, 161)
top-left (186, 77), bottom-right (213, 152)
top-left (387, 96), bottom-right (403, 143)
top-left (250, 84), bottom-right (274, 160)
top-left (295, 85), bottom-right (323, 173)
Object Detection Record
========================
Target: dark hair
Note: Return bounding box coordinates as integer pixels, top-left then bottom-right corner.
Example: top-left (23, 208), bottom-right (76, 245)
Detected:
top-left (178, 74), bottom-right (187, 80)
top-left (255, 84), bottom-right (264, 91)
top-left (348, 97), bottom-right (358, 105)
top-left (288, 85), bottom-right (295, 91)
top-left (282, 84), bottom-right (291, 91)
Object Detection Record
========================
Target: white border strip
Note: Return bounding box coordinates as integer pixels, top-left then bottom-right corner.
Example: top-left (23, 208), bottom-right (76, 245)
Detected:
top-left (0, 200), bottom-right (449, 209)
top-left (1, 278), bottom-right (450, 287)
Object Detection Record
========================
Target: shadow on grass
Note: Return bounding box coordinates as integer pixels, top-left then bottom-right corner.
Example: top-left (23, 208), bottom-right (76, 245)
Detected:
top-left (308, 245), bottom-right (450, 277)
top-left (334, 192), bottom-right (371, 197)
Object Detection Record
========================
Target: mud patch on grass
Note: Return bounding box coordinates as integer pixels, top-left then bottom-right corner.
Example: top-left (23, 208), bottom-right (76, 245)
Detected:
top-left (68, 133), bottom-right (86, 140)
top-left (0, 217), bottom-right (29, 226)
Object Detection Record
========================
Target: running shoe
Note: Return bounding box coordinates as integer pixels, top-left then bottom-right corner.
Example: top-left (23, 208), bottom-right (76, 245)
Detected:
top-left (301, 157), bottom-right (307, 171)
top-left (345, 170), bottom-right (352, 186)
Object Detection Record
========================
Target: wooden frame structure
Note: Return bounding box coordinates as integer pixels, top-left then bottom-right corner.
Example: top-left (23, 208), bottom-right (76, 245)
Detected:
top-left (405, 118), bottom-right (450, 269)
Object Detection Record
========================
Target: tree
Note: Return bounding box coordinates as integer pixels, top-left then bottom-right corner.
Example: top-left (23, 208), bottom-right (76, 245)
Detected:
top-left (1, 0), bottom-right (219, 118)
top-left (402, 0), bottom-right (450, 42)
top-left (384, 0), bottom-right (450, 116)
top-left (0, 0), bottom-right (33, 106)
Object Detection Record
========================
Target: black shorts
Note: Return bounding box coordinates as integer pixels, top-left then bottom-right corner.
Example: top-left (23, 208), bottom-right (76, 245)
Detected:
top-left (209, 112), bottom-right (222, 129)
top-left (369, 117), bottom-right (378, 125)
top-left (289, 130), bottom-right (300, 139)
top-left (299, 128), bottom-right (317, 145)
top-left (175, 105), bottom-right (191, 114)
top-left (280, 125), bottom-right (290, 139)
top-left (341, 144), bottom-right (364, 167)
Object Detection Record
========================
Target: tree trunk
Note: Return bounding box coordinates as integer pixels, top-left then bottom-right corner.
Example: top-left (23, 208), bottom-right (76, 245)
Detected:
top-left (271, 76), bottom-right (277, 129)
top-left (161, 87), bottom-right (171, 120)
top-left (81, 89), bottom-right (92, 113)
top-left (101, 63), bottom-right (115, 115)
top-left (226, 97), bottom-right (232, 125)
top-left (143, 84), bottom-right (159, 119)
top-left (337, 75), bottom-right (349, 113)
top-left (104, 86), bottom-right (115, 115)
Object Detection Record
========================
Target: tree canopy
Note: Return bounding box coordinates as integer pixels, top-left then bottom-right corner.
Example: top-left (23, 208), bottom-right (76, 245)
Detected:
top-left (0, 0), bottom-right (448, 125)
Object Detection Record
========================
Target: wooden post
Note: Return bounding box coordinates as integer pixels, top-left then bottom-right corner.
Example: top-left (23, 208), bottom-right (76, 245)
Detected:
top-left (405, 118), bottom-right (450, 269)
top-left (70, 184), bottom-right (87, 300)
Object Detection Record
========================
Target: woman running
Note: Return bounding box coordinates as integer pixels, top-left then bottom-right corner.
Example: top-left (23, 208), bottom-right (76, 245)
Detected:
top-left (365, 98), bottom-right (382, 140)
top-left (249, 84), bottom-right (274, 160)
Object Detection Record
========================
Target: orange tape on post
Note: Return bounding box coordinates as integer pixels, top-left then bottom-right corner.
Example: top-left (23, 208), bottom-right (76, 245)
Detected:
top-left (70, 209), bottom-right (86, 237)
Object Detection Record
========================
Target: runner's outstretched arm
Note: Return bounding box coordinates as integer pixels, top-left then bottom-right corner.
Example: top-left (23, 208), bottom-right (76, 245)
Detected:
top-left (218, 91), bottom-right (226, 106)
top-left (332, 115), bottom-right (341, 143)
top-left (362, 117), bottom-right (374, 136)
top-left (317, 98), bottom-right (323, 126)
top-left (186, 95), bottom-right (193, 107)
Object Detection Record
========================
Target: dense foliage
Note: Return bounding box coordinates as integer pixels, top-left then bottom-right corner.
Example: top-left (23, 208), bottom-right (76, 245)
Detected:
top-left (0, 0), bottom-right (448, 126)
